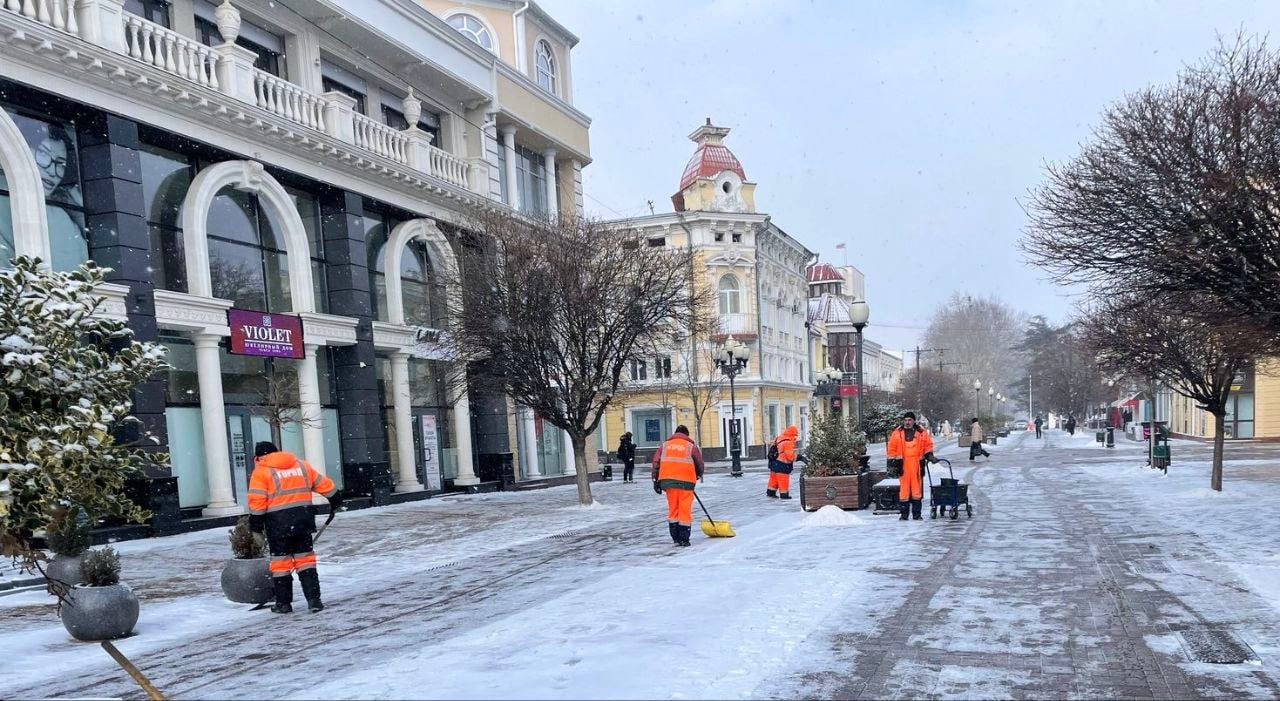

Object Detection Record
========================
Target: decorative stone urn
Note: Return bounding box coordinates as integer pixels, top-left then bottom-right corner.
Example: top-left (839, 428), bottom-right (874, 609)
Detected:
top-left (61, 584), bottom-right (140, 641)
top-left (402, 88), bottom-right (422, 128)
top-left (45, 554), bottom-right (85, 592)
top-left (214, 0), bottom-right (242, 44)
top-left (220, 557), bottom-right (272, 604)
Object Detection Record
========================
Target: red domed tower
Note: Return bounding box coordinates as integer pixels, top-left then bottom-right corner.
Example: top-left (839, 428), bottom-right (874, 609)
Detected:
top-left (671, 119), bottom-right (758, 213)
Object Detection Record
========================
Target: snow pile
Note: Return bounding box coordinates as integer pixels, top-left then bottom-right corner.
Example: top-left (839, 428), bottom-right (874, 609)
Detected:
top-left (800, 505), bottom-right (864, 528)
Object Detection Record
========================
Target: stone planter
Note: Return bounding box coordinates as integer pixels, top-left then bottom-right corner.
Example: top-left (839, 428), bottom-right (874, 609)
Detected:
top-left (61, 584), bottom-right (139, 641)
top-left (220, 558), bottom-right (272, 604)
top-left (45, 554), bottom-right (85, 592)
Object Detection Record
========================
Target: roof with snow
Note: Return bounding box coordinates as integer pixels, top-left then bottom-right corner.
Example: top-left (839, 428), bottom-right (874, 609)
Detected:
top-left (807, 294), bottom-right (855, 326)
top-left (807, 263), bottom-right (843, 284)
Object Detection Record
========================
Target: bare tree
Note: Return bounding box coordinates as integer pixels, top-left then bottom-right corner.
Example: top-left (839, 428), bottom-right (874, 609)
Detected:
top-left (922, 293), bottom-right (1028, 396)
top-left (445, 208), bottom-right (707, 505)
top-left (1015, 317), bottom-right (1108, 419)
top-left (1081, 291), bottom-right (1278, 491)
top-left (899, 366), bottom-right (964, 425)
top-left (1024, 35), bottom-right (1280, 334)
top-left (674, 340), bottom-right (724, 447)
top-left (248, 371), bottom-right (319, 448)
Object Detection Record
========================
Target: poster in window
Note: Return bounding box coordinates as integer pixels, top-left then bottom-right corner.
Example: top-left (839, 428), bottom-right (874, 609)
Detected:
top-left (644, 418), bottom-right (662, 444)
top-left (421, 414), bottom-right (442, 491)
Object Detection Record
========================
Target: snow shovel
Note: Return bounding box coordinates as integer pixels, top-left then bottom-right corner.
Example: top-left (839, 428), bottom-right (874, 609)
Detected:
top-left (694, 492), bottom-right (736, 538)
top-left (312, 506), bottom-right (338, 544)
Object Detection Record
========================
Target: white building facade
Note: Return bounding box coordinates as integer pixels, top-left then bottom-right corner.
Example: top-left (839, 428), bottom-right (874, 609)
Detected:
top-left (0, 0), bottom-right (590, 533)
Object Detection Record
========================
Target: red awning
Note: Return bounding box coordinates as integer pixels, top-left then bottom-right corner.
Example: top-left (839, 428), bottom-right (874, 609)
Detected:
top-left (1110, 395), bottom-right (1141, 408)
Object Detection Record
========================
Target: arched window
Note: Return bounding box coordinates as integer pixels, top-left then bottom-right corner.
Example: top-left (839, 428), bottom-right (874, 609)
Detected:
top-left (535, 40), bottom-right (557, 95)
top-left (400, 240), bottom-right (444, 329)
top-left (718, 274), bottom-right (740, 315)
top-left (447, 14), bottom-right (494, 52)
top-left (205, 187), bottom-right (292, 312)
top-left (0, 106), bottom-right (86, 272)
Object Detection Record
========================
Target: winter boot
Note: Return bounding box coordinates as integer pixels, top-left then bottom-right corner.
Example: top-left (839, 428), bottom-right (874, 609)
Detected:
top-left (270, 574), bottom-right (294, 614)
top-left (677, 525), bottom-right (692, 546)
top-left (899, 501), bottom-right (910, 521)
top-left (911, 499), bottom-right (924, 520)
top-left (766, 489), bottom-right (778, 498)
top-left (668, 522), bottom-right (681, 545)
top-left (299, 569), bottom-right (324, 613)
top-left (779, 492), bottom-right (793, 500)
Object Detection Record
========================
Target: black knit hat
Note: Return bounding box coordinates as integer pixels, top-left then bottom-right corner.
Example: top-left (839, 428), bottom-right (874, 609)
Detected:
top-left (675, 425), bottom-right (690, 436)
top-left (254, 441), bottom-right (278, 459)
top-left (903, 411), bottom-right (916, 420)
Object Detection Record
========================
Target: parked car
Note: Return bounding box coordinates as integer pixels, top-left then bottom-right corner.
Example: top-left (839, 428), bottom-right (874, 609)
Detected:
top-left (1013, 420), bottom-right (1027, 431)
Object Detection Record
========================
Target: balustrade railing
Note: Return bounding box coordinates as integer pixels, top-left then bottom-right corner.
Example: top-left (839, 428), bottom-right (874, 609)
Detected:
top-left (3, 0), bottom-right (80, 37)
top-left (352, 112), bottom-right (408, 164)
top-left (253, 69), bottom-right (327, 132)
top-left (429, 146), bottom-right (470, 189)
top-left (122, 14), bottom-right (218, 89)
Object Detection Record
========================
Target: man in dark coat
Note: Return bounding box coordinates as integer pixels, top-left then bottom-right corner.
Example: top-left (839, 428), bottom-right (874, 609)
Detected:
top-left (617, 432), bottom-right (637, 483)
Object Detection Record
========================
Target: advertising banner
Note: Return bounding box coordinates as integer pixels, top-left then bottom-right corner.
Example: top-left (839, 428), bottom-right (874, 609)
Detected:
top-left (421, 414), bottom-right (442, 491)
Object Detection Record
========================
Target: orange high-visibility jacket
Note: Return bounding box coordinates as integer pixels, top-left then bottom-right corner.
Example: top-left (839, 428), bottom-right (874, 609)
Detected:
top-left (769, 425), bottom-right (800, 474)
top-left (651, 433), bottom-right (704, 491)
top-left (887, 426), bottom-right (935, 471)
top-left (248, 451), bottom-right (337, 537)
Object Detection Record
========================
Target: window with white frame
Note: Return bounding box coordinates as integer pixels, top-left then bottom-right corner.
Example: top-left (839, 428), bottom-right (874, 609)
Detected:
top-left (654, 357), bottom-right (672, 379)
top-left (535, 40), bottom-right (557, 95)
top-left (447, 14), bottom-right (494, 52)
top-left (718, 274), bottom-right (741, 315)
top-left (629, 359), bottom-right (647, 382)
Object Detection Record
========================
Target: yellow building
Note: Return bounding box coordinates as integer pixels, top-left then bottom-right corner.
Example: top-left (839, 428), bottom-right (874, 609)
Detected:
top-left (1162, 359), bottom-right (1279, 440)
top-left (600, 121), bottom-right (817, 460)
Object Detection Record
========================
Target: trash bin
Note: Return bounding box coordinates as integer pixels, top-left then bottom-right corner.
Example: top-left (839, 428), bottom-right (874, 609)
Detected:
top-left (601, 463), bottom-right (613, 481)
top-left (1105, 427), bottom-right (1115, 448)
top-left (1095, 430), bottom-right (1105, 444)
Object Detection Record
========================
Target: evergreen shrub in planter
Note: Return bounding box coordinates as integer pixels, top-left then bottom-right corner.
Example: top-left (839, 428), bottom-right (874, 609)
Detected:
top-left (44, 506), bottom-right (91, 594)
top-left (62, 547), bottom-right (139, 641)
top-left (799, 412), bottom-right (870, 512)
top-left (220, 517), bottom-right (271, 604)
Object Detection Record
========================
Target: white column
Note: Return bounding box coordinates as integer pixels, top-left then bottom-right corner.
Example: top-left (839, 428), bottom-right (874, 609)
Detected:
top-left (561, 429), bottom-right (576, 475)
top-left (452, 393), bottom-right (479, 486)
top-left (500, 125), bottom-right (520, 211)
top-left (542, 148), bottom-right (559, 218)
top-left (391, 352), bottom-right (422, 492)
top-left (520, 407), bottom-right (542, 479)
top-left (194, 334), bottom-right (239, 516)
top-left (297, 343), bottom-right (327, 488)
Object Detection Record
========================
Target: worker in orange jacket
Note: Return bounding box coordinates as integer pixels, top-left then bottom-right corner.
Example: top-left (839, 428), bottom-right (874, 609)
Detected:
top-left (651, 425), bottom-right (705, 546)
top-left (886, 412), bottom-right (938, 521)
top-left (766, 425), bottom-right (801, 499)
top-left (248, 442), bottom-right (341, 613)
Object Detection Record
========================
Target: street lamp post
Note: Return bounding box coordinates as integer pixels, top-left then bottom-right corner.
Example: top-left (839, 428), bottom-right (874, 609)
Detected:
top-left (716, 338), bottom-right (751, 478)
top-left (988, 387), bottom-right (994, 417)
top-left (849, 300), bottom-right (870, 434)
top-left (973, 379), bottom-right (982, 418)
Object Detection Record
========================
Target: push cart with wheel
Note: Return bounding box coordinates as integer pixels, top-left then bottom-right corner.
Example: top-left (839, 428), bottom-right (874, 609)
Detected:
top-left (928, 458), bottom-right (972, 520)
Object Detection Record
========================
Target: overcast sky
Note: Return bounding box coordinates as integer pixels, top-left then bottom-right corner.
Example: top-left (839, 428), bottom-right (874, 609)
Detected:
top-left (537, 0), bottom-right (1280, 354)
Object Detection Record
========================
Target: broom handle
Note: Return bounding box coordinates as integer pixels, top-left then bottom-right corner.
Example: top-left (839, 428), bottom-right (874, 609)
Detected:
top-left (693, 491), bottom-right (717, 526)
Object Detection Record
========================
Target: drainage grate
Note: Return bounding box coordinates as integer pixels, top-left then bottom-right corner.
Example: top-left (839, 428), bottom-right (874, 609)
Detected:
top-left (1178, 630), bottom-right (1261, 664)
top-left (425, 561), bottom-right (460, 572)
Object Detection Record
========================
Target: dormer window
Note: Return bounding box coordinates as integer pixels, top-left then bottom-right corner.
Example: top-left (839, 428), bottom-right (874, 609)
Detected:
top-left (448, 14), bottom-right (495, 52)
top-left (535, 40), bottom-right (558, 95)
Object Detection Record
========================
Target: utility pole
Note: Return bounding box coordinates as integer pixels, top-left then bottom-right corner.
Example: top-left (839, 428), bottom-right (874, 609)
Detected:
top-left (906, 346), bottom-right (948, 412)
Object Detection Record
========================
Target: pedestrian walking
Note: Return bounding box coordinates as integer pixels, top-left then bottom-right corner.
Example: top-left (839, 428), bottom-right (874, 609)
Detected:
top-left (886, 412), bottom-right (939, 521)
top-left (1034, 415), bottom-right (1044, 439)
top-left (766, 424), bottom-right (800, 500)
top-left (1065, 415), bottom-right (1076, 436)
top-left (248, 442), bottom-right (342, 614)
top-left (651, 425), bottom-right (705, 546)
top-left (617, 432), bottom-right (636, 483)
top-left (969, 418), bottom-right (991, 461)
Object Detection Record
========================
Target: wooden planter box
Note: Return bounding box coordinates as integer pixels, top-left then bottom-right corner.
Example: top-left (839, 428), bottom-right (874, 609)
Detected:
top-left (957, 435), bottom-right (972, 448)
top-left (800, 472), bottom-right (873, 512)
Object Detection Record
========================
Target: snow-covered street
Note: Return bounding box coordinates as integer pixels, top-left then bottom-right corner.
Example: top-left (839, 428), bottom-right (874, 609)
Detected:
top-left (4, 430), bottom-right (1280, 699)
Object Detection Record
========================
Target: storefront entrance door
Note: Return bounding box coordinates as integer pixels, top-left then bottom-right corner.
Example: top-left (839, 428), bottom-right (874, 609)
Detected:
top-left (225, 408), bottom-right (276, 505)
